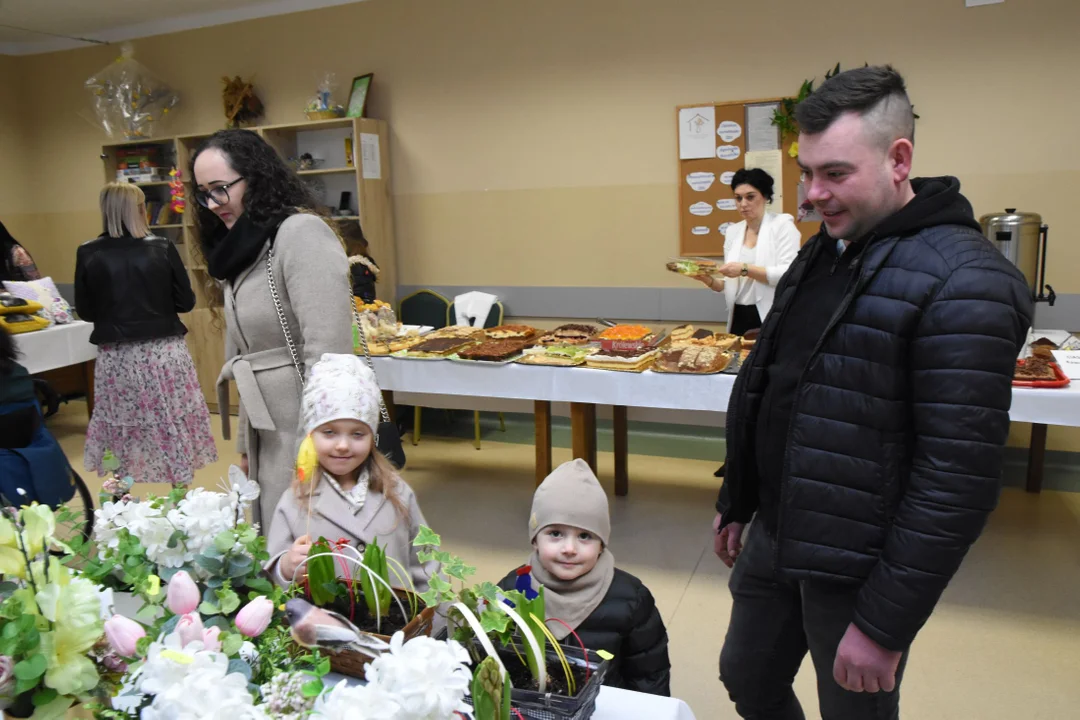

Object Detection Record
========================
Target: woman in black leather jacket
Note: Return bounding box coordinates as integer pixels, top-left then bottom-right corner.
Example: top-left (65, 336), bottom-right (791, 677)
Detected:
top-left (74, 183), bottom-right (217, 485)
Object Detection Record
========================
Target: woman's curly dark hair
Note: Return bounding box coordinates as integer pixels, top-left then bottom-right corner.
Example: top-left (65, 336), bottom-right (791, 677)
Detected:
top-left (189, 129), bottom-right (319, 262)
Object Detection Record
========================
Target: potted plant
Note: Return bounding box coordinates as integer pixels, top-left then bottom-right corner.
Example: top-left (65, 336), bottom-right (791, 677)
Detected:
top-left (412, 529), bottom-right (610, 720)
top-left (289, 536), bottom-right (436, 678)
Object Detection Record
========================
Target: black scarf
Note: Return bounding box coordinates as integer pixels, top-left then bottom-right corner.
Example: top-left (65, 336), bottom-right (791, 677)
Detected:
top-left (207, 213), bottom-right (284, 285)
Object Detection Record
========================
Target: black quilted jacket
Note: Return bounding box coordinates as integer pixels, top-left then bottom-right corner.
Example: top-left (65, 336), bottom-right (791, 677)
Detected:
top-left (498, 566), bottom-right (671, 696)
top-left (717, 177), bottom-right (1034, 651)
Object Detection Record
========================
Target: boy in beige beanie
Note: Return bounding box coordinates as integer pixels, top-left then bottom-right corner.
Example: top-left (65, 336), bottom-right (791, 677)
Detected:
top-left (498, 459), bottom-right (671, 696)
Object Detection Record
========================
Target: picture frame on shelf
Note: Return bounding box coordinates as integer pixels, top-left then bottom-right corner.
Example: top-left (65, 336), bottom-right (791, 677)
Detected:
top-left (347, 73), bottom-right (374, 118)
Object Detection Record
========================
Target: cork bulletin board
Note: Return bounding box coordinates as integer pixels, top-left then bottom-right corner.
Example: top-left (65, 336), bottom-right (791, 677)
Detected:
top-left (676, 97), bottom-right (819, 257)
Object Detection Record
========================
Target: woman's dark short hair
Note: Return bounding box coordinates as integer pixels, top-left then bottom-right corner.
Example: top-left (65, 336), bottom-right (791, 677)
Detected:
top-left (730, 168), bottom-right (775, 202)
top-left (189, 129), bottom-right (318, 259)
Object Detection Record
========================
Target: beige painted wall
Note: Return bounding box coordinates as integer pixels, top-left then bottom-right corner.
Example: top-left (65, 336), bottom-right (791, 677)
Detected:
top-left (3, 0), bottom-right (1078, 449)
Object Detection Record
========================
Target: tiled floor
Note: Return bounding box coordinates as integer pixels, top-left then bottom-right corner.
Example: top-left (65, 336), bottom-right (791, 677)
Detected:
top-left (54, 402), bottom-right (1080, 719)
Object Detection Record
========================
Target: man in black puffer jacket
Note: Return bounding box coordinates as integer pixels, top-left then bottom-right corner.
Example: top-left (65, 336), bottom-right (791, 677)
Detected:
top-left (714, 66), bottom-right (1033, 720)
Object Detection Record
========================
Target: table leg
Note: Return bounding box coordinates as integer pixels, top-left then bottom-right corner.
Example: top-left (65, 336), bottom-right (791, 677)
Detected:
top-left (382, 390), bottom-right (396, 425)
top-left (570, 402), bottom-right (598, 474)
top-left (534, 401), bottom-right (552, 486)
top-left (1026, 423), bottom-right (1048, 494)
top-left (83, 359), bottom-right (96, 419)
top-left (613, 405), bottom-right (628, 497)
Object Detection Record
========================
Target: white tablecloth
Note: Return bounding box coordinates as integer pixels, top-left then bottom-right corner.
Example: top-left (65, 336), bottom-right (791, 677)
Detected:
top-left (371, 357), bottom-right (1080, 428)
top-left (11, 321), bottom-right (96, 374)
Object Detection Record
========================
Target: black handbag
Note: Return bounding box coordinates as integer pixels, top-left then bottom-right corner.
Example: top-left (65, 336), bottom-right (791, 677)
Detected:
top-left (266, 243), bottom-right (406, 469)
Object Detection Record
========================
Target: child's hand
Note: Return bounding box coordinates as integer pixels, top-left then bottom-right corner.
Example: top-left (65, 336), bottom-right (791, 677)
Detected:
top-left (281, 535), bottom-right (312, 582)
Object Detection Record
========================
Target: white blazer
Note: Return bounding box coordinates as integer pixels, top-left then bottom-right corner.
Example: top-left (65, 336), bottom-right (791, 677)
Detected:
top-left (722, 212), bottom-right (801, 328)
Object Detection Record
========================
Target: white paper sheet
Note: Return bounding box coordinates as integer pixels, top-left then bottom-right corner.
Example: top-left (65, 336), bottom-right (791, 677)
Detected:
top-left (1052, 351), bottom-right (1080, 380)
top-left (360, 132), bottom-right (381, 179)
top-left (746, 103), bottom-right (780, 152)
top-left (679, 106), bottom-right (716, 159)
top-left (744, 149), bottom-right (784, 209)
top-left (685, 171), bottom-right (716, 191)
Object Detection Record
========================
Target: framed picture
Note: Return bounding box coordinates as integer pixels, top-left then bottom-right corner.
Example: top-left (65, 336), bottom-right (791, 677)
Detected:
top-left (347, 73), bottom-right (374, 118)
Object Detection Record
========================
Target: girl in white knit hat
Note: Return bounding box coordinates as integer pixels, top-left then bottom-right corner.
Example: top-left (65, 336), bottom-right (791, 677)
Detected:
top-left (498, 459), bottom-right (671, 696)
top-left (265, 353), bottom-right (436, 590)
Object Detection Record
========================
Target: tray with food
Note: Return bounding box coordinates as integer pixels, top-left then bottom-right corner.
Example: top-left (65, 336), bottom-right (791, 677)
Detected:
top-left (426, 325), bottom-right (488, 341)
top-left (535, 324), bottom-right (599, 346)
top-left (448, 339), bottom-right (530, 364)
top-left (584, 347), bottom-right (662, 373)
top-left (516, 344), bottom-right (599, 367)
top-left (652, 346), bottom-right (734, 375)
top-left (399, 336), bottom-right (478, 359)
top-left (1013, 355), bottom-right (1071, 388)
top-left (669, 325), bottom-right (742, 352)
top-left (484, 324), bottom-right (539, 341)
top-left (596, 324), bottom-right (667, 354)
top-left (666, 257), bottom-right (721, 277)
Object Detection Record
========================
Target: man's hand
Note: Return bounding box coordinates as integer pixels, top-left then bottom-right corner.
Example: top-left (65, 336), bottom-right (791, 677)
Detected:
top-left (713, 513), bottom-right (745, 568)
top-left (833, 623), bottom-right (903, 693)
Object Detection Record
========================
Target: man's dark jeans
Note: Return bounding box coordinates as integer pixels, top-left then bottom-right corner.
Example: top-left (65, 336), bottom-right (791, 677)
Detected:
top-left (719, 521), bottom-right (909, 719)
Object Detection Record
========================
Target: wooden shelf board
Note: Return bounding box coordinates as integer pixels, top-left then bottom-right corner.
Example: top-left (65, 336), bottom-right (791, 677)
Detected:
top-left (297, 167), bottom-right (356, 176)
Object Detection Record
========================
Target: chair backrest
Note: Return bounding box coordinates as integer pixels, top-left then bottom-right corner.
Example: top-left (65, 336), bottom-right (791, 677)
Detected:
top-left (398, 290), bottom-right (451, 330)
top-left (447, 301), bottom-right (504, 329)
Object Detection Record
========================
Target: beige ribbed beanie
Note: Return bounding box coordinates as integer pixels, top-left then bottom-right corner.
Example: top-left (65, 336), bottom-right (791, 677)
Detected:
top-left (529, 459), bottom-right (610, 546)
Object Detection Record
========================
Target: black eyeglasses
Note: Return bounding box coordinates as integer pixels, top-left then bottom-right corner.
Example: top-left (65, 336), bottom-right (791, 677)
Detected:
top-left (195, 177), bottom-right (245, 208)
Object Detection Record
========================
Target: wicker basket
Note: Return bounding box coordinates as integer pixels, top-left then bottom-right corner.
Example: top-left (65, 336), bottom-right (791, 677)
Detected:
top-left (305, 108), bottom-right (345, 120)
top-left (325, 589), bottom-right (436, 679)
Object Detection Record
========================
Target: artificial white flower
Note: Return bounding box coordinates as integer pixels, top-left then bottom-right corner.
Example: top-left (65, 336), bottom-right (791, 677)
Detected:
top-left (135, 630), bottom-right (220, 697)
top-left (92, 499), bottom-right (137, 549)
top-left (311, 680), bottom-right (402, 720)
top-left (140, 514), bottom-right (190, 569)
top-left (175, 489), bottom-right (235, 555)
top-left (141, 663), bottom-right (266, 720)
top-left (363, 633), bottom-right (472, 720)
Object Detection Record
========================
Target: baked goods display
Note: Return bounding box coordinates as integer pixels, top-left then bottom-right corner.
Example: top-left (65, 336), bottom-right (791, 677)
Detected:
top-left (456, 339), bottom-right (530, 363)
top-left (427, 325), bottom-right (487, 341)
top-left (355, 299), bottom-right (400, 339)
top-left (653, 346), bottom-right (734, 374)
top-left (597, 325), bottom-right (664, 354)
top-left (1014, 356), bottom-right (1058, 381)
top-left (666, 258), bottom-right (720, 277)
top-left (517, 344), bottom-right (599, 367)
top-left (536, 324), bottom-right (598, 346)
top-left (485, 324), bottom-right (539, 341)
top-left (584, 347), bottom-right (661, 373)
top-left (670, 325), bottom-right (741, 352)
top-left (403, 336), bottom-right (477, 358)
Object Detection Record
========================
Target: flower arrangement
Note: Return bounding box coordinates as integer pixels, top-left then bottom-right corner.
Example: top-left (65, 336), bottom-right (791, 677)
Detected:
top-left (0, 504), bottom-right (122, 718)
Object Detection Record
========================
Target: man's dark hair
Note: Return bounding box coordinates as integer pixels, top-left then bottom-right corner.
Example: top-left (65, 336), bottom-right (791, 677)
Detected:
top-left (730, 168), bottom-right (775, 202)
top-left (795, 65), bottom-right (914, 149)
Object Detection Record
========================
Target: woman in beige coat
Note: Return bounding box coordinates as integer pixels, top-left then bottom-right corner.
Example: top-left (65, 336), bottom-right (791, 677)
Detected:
top-left (264, 354), bottom-right (436, 591)
top-left (191, 130), bottom-right (353, 525)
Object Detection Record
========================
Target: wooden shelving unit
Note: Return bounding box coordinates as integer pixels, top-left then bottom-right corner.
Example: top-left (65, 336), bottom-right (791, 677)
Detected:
top-left (99, 118), bottom-right (396, 413)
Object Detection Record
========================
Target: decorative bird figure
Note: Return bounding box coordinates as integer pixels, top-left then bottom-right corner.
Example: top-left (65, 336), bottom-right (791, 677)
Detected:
top-left (284, 598), bottom-right (390, 656)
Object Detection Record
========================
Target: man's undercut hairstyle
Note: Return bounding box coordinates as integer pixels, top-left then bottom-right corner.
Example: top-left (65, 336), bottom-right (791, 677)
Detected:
top-left (795, 65), bottom-right (915, 150)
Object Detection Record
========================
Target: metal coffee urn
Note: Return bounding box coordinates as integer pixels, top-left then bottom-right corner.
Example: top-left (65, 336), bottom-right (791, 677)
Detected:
top-left (979, 208), bottom-right (1056, 306)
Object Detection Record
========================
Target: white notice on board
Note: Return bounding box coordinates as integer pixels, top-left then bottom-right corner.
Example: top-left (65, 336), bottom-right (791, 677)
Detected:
top-left (679, 106), bottom-right (717, 159)
top-left (744, 149), bottom-right (784, 208)
top-left (360, 133), bottom-right (381, 179)
top-left (746, 103), bottom-right (780, 152)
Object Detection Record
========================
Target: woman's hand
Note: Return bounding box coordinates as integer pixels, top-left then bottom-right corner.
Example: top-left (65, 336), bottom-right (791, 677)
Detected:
top-left (718, 262), bottom-right (744, 278)
top-left (691, 274), bottom-right (723, 292)
top-left (280, 534), bottom-right (312, 582)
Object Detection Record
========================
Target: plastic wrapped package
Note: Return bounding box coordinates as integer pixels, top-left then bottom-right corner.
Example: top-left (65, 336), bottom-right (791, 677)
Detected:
top-left (85, 43), bottom-right (180, 139)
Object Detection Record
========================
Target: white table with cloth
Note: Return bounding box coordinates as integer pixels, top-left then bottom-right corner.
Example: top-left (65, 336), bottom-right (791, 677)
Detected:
top-left (11, 320), bottom-right (97, 416)
top-left (371, 356), bottom-right (1080, 495)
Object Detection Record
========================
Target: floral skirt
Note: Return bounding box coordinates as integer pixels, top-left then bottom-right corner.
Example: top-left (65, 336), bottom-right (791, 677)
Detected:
top-left (84, 335), bottom-right (218, 485)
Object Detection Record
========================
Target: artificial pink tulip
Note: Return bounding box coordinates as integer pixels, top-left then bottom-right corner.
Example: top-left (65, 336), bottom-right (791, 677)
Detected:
top-left (201, 625), bottom-right (222, 652)
top-left (234, 596), bottom-right (273, 638)
top-left (104, 615), bottom-right (146, 657)
top-left (176, 613), bottom-right (206, 648)
top-left (166, 571), bottom-right (200, 615)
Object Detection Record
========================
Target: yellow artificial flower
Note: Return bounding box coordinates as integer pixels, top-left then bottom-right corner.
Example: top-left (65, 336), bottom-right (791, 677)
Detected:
top-left (146, 574), bottom-right (162, 597)
top-left (0, 513), bottom-right (17, 547)
top-left (0, 546), bottom-right (26, 578)
top-left (36, 577), bottom-right (104, 696)
top-left (788, 141), bottom-right (800, 159)
top-left (20, 504), bottom-right (57, 556)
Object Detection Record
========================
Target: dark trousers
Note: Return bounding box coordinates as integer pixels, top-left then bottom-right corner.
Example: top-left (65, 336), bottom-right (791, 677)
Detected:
top-left (719, 522), bottom-right (909, 720)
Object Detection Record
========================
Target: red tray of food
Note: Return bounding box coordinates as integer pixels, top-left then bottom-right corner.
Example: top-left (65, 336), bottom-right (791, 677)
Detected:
top-left (1012, 360), bottom-right (1071, 388)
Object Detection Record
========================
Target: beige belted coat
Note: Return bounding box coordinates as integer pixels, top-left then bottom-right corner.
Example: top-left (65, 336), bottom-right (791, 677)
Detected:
top-left (216, 214), bottom-right (353, 526)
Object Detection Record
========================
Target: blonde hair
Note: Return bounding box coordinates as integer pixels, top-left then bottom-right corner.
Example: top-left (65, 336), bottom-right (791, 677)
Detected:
top-left (293, 447), bottom-right (409, 522)
top-left (100, 182), bottom-right (151, 239)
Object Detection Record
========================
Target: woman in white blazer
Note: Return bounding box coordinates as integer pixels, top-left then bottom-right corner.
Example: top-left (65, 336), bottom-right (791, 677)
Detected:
top-left (694, 168), bottom-right (801, 335)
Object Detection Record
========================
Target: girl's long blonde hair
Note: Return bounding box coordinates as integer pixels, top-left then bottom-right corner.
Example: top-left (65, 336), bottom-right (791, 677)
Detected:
top-left (100, 182), bottom-right (151, 239)
top-left (293, 446), bottom-right (409, 522)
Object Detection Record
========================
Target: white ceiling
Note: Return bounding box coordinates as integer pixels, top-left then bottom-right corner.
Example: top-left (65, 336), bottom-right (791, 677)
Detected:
top-left (0, 0), bottom-right (368, 55)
